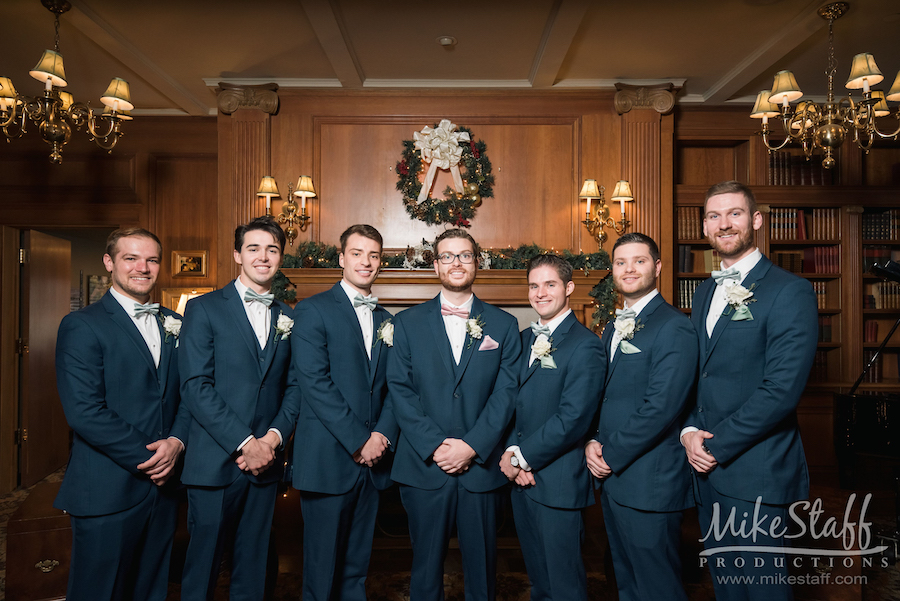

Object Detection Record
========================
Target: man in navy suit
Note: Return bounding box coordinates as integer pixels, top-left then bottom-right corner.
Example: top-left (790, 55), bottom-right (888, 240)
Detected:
top-left (585, 232), bottom-right (697, 601)
top-left (179, 216), bottom-right (300, 601)
top-left (388, 228), bottom-right (521, 601)
top-left (291, 224), bottom-right (399, 600)
top-left (682, 181), bottom-right (818, 601)
top-left (55, 228), bottom-right (189, 601)
top-left (499, 254), bottom-right (605, 601)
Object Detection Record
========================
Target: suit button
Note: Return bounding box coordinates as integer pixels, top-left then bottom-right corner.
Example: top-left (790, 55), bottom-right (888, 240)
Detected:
top-left (157, 431), bottom-right (162, 436)
top-left (260, 357), bottom-right (265, 362)
top-left (517, 432), bottom-right (522, 437)
top-left (702, 372), bottom-right (708, 378)
top-left (370, 389), bottom-right (373, 395)
top-left (365, 421), bottom-right (369, 427)
top-left (698, 407), bottom-right (704, 413)
top-left (454, 393), bottom-right (459, 399)
top-left (602, 397), bottom-right (608, 403)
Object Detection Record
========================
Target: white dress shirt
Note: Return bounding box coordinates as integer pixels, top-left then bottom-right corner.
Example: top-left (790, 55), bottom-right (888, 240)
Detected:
top-left (109, 286), bottom-right (162, 368)
top-left (341, 280), bottom-right (374, 360)
top-left (609, 289), bottom-right (658, 361)
top-left (439, 292), bottom-right (474, 365)
top-left (509, 308), bottom-right (573, 471)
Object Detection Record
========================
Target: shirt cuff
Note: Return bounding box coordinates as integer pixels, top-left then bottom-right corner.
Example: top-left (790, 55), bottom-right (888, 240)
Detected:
top-left (679, 426), bottom-right (699, 447)
top-left (236, 434), bottom-right (254, 453)
top-left (268, 428), bottom-right (283, 448)
top-left (167, 436), bottom-right (185, 453)
top-left (505, 445), bottom-right (532, 472)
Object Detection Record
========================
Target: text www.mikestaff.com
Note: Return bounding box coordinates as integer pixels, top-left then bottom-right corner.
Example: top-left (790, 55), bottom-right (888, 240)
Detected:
top-left (715, 574), bottom-right (867, 586)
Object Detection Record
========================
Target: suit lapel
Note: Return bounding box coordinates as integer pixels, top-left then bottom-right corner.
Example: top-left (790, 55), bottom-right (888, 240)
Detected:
top-left (370, 306), bottom-right (390, 386)
top-left (428, 296), bottom-right (456, 378)
top-left (259, 304), bottom-right (281, 378)
top-left (333, 283), bottom-right (369, 358)
top-left (156, 312), bottom-right (173, 393)
top-left (224, 282), bottom-right (262, 367)
top-left (520, 331), bottom-right (537, 382)
top-left (453, 296), bottom-right (483, 388)
top-left (705, 257), bottom-right (772, 361)
top-left (102, 293), bottom-right (158, 377)
top-left (601, 322), bottom-right (620, 383)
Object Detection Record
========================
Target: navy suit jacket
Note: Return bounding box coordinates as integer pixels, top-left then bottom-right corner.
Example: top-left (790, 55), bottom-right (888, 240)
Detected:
top-left (388, 295), bottom-right (521, 492)
top-left (512, 312), bottom-right (605, 510)
top-left (291, 283), bottom-right (399, 494)
top-left (179, 282), bottom-right (300, 488)
top-left (690, 255), bottom-right (817, 505)
top-left (55, 292), bottom-right (189, 517)
top-left (598, 294), bottom-right (697, 512)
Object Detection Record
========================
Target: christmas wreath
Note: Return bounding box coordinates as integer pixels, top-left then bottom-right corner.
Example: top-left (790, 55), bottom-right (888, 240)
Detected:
top-left (396, 120), bottom-right (494, 228)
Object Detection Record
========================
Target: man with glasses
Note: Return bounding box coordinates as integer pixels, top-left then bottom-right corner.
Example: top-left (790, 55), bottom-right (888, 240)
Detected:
top-left (388, 229), bottom-right (521, 601)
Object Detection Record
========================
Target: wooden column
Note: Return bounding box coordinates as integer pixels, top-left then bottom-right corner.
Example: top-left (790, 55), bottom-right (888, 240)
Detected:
top-left (614, 83), bottom-right (677, 301)
top-left (215, 83), bottom-right (279, 287)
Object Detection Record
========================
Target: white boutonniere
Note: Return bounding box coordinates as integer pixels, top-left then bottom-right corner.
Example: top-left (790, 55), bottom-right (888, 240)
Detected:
top-left (722, 283), bottom-right (757, 321)
top-left (614, 316), bottom-right (644, 354)
top-left (531, 334), bottom-right (557, 369)
top-left (376, 319), bottom-right (394, 347)
top-left (466, 314), bottom-right (486, 349)
top-left (275, 313), bottom-right (294, 341)
top-left (159, 315), bottom-right (181, 348)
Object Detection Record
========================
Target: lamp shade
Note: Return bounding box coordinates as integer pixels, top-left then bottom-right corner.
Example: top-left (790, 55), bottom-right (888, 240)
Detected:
top-left (100, 78), bottom-right (134, 111)
top-left (59, 91), bottom-right (74, 111)
top-left (103, 105), bottom-right (133, 120)
top-left (769, 70), bottom-right (802, 104)
top-left (579, 179), bottom-right (601, 199)
top-left (257, 175), bottom-right (280, 197)
top-left (750, 90), bottom-right (780, 118)
top-left (610, 180), bottom-right (634, 202)
top-left (790, 101), bottom-right (818, 130)
top-left (887, 70), bottom-right (900, 102)
top-left (0, 77), bottom-right (19, 111)
top-left (293, 175), bottom-right (317, 198)
top-left (870, 91), bottom-right (890, 117)
top-left (845, 53), bottom-right (883, 90)
top-left (29, 50), bottom-right (67, 88)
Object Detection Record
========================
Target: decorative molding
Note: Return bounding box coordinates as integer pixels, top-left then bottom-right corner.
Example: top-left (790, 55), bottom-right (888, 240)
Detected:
top-left (216, 83), bottom-right (280, 115)
top-left (614, 83), bottom-right (678, 115)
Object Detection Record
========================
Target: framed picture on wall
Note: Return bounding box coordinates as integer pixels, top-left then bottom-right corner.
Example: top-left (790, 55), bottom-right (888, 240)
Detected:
top-left (86, 274), bottom-right (110, 305)
top-left (172, 250), bottom-right (208, 278)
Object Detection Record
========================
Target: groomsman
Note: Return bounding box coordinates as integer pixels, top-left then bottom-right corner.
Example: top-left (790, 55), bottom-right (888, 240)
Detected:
top-left (388, 229), bottom-right (521, 601)
top-left (682, 181), bottom-right (818, 601)
top-left (179, 216), bottom-right (300, 601)
top-left (500, 254), bottom-right (605, 601)
top-left (291, 224), bottom-right (399, 600)
top-left (586, 232), bottom-right (697, 601)
top-left (55, 228), bottom-right (189, 601)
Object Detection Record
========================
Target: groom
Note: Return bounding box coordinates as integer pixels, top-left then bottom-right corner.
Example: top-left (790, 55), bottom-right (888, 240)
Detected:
top-left (388, 228), bottom-right (521, 601)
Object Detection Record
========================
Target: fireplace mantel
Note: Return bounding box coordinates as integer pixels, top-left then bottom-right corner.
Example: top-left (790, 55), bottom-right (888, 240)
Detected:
top-left (281, 268), bottom-right (608, 327)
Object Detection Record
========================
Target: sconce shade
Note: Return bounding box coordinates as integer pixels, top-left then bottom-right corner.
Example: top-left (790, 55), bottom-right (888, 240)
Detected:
top-left (293, 175), bottom-right (317, 198)
top-left (0, 77), bottom-right (19, 110)
top-left (103, 105), bottom-right (132, 120)
top-left (610, 180), bottom-right (634, 202)
top-left (750, 90), bottom-right (780, 118)
top-left (29, 50), bottom-right (67, 87)
top-left (59, 91), bottom-right (74, 111)
top-left (768, 70), bottom-right (802, 104)
top-left (257, 175), bottom-right (280, 197)
top-left (887, 71), bottom-right (900, 102)
top-left (579, 179), bottom-right (601, 199)
top-left (871, 91), bottom-right (890, 117)
top-left (100, 78), bottom-right (134, 111)
top-left (845, 53), bottom-right (883, 89)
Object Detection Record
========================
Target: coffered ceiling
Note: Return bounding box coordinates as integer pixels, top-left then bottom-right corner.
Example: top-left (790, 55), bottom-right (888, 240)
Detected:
top-left (5, 0), bottom-right (899, 116)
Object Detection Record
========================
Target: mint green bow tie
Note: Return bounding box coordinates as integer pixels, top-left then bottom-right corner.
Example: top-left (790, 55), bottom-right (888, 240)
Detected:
top-left (712, 267), bottom-right (741, 286)
top-left (615, 307), bottom-right (636, 322)
top-left (133, 303), bottom-right (159, 317)
top-left (243, 289), bottom-right (274, 306)
top-left (530, 322), bottom-right (551, 338)
top-left (353, 294), bottom-right (378, 310)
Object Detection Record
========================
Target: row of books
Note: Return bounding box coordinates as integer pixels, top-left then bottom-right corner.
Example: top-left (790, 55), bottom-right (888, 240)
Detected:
top-left (676, 206), bottom-right (704, 240)
top-left (677, 278), bottom-right (704, 309)
top-left (818, 316), bottom-right (834, 343)
top-left (864, 282), bottom-right (900, 309)
top-left (771, 247), bottom-right (840, 274)
top-left (808, 350), bottom-right (832, 382)
top-left (862, 246), bottom-right (900, 272)
top-left (767, 152), bottom-right (838, 186)
top-left (769, 207), bottom-right (839, 240)
top-left (862, 210), bottom-right (900, 241)
top-left (859, 351), bottom-right (890, 383)
top-left (677, 246), bottom-right (722, 273)
top-left (811, 281), bottom-right (829, 309)
top-left (864, 320), bottom-right (880, 343)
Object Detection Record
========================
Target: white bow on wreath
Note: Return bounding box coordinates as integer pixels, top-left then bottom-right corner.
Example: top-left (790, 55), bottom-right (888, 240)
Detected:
top-left (413, 119), bottom-right (470, 204)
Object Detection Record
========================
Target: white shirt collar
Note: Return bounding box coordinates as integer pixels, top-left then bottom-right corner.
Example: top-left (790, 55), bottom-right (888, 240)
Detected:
top-left (108, 285), bottom-right (151, 317)
top-left (724, 248), bottom-right (763, 283)
top-left (623, 288), bottom-right (659, 318)
top-left (233, 277), bottom-right (271, 301)
top-left (538, 308), bottom-right (572, 336)
top-left (340, 279), bottom-right (372, 305)
top-left (439, 291), bottom-right (474, 311)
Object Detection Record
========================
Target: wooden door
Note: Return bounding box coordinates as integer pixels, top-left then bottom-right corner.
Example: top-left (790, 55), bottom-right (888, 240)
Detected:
top-left (19, 230), bottom-right (71, 487)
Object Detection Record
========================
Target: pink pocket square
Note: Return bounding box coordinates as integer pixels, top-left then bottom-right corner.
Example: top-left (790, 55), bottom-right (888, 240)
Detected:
top-left (478, 335), bottom-right (499, 351)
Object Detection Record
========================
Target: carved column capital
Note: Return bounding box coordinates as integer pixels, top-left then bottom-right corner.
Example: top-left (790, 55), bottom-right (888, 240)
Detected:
top-left (216, 82), bottom-right (280, 115)
top-left (614, 83), bottom-right (678, 115)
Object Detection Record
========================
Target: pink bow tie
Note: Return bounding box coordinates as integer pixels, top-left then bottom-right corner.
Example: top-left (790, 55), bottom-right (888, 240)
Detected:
top-left (441, 304), bottom-right (469, 319)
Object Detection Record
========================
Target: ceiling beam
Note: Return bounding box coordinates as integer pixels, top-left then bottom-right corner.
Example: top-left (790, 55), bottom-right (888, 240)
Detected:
top-left (704, 0), bottom-right (826, 104)
top-left (64, 4), bottom-right (210, 116)
top-left (300, 0), bottom-right (364, 88)
top-left (529, 0), bottom-right (591, 88)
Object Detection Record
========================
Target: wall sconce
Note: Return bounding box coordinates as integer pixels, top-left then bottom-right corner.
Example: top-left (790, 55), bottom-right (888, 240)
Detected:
top-left (579, 179), bottom-right (634, 246)
top-left (256, 175), bottom-right (317, 247)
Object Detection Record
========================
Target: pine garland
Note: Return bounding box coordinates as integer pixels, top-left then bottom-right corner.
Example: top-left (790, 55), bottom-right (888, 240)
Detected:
top-left (274, 242), bottom-right (615, 328)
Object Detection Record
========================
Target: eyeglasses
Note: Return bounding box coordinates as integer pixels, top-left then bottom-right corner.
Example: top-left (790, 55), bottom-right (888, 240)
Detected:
top-left (437, 252), bottom-right (476, 264)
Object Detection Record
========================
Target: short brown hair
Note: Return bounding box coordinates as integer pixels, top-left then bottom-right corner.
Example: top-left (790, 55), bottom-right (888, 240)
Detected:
top-left (704, 180), bottom-right (758, 216)
top-left (340, 224), bottom-right (383, 252)
top-left (527, 254), bottom-right (573, 283)
top-left (105, 228), bottom-right (162, 259)
top-left (434, 229), bottom-right (480, 257)
top-left (234, 216), bottom-right (286, 253)
top-left (612, 232), bottom-right (660, 264)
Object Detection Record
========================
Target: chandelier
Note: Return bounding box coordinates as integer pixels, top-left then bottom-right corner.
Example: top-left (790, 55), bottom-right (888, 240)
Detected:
top-left (0, 0), bottom-right (133, 164)
top-left (751, 2), bottom-right (900, 169)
